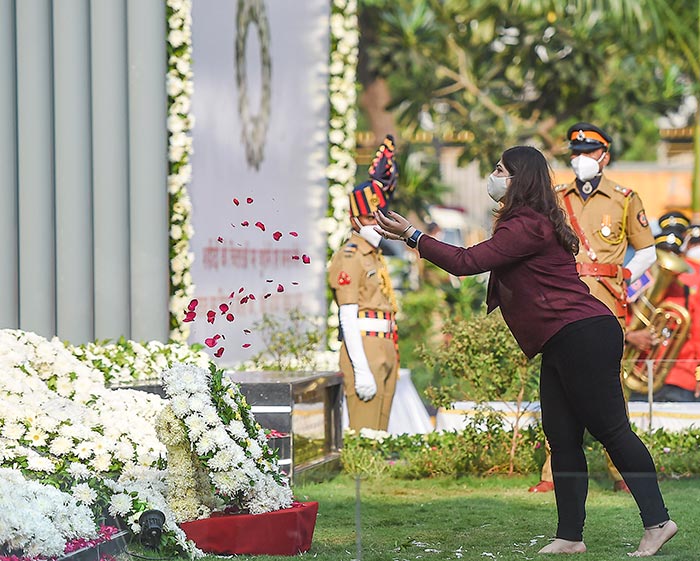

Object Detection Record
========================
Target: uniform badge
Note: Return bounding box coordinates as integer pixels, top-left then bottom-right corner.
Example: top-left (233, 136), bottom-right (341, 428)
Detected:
top-left (637, 210), bottom-right (649, 228)
top-left (600, 214), bottom-right (612, 237)
top-left (582, 181), bottom-right (593, 195)
top-left (343, 243), bottom-right (358, 257)
top-left (337, 271), bottom-right (351, 285)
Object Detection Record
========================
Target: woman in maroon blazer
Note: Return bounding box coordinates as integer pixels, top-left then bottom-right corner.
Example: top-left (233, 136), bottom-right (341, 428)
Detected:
top-left (375, 146), bottom-right (675, 557)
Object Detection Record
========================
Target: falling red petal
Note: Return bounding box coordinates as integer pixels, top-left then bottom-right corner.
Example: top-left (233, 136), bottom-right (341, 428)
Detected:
top-left (289, 231), bottom-right (298, 237)
top-left (248, 294), bottom-right (256, 300)
top-left (255, 221), bottom-right (266, 231)
top-left (217, 236), bottom-right (224, 243)
top-left (242, 343), bottom-right (251, 348)
top-left (204, 337), bottom-right (217, 348)
top-left (291, 255), bottom-right (300, 260)
top-left (183, 311), bottom-right (196, 323)
top-left (272, 231), bottom-right (282, 241)
top-left (266, 279), bottom-right (273, 283)
top-left (214, 347), bottom-right (225, 358)
top-left (226, 313), bottom-right (235, 322)
top-left (187, 299), bottom-right (199, 311)
top-left (292, 282), bottom-right (299, 285)
top-left (243, 329), bottom-right (251, 334)
top-left (233, 198), bottom-right (240, 206)
top-left (219, 303), bottom-right (229, 313)
top-left (238, 287), bottom-right (245, 293)
top-left (302, 254), bottom-right (311, 264)
top-left (277, 284), bottom-right (284, 293)
top-left (246, 197), bottom-right (254, 204)
top-left (264, 293), bottom-right (271, 299)
top-left (241, 221), bottom-right (249, 227)
top-left (240, 296), bottom-right (249, 304)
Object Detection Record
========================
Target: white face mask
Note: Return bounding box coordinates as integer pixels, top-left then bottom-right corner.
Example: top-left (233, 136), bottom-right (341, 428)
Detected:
top-left (487, 173), bottom-right (511, 203)
top-left (571, 152), bottom-right (605, 182)
top-left (686, 246), bottom-right (700, 261)
top-left (352, 217), bottom-right (382, 247)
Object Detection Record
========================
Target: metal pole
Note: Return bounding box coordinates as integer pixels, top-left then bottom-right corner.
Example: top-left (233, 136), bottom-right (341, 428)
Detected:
top-left (355, 476), bottom-right (363, 561)
top-left (646, 359), bottom-right (654, 435)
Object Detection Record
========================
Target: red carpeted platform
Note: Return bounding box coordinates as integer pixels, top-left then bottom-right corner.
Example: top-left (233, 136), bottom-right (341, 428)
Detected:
top-left (180, 501), bottom-right (319, 556)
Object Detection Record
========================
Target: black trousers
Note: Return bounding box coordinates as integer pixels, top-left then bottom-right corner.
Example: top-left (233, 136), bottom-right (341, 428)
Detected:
top-left (540, 315), bottom-right (669, 542)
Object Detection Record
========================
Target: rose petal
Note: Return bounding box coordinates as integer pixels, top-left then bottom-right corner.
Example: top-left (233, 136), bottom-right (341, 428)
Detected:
top-left (238, 287), bottom-right (245, 293)
top-left (183, 312), bottom-right (196, 323)
top-left (292, 281), bottom-right (299, 285)
top-left (214, 347), bottom-right (225, 358)
top-left (204, 337), bottom-right (217, 348)
top-left (272, 231), bottom-right (282, 241)
top-left (226, 313), bottom-right (235, 322)
top-left (302, 254), bottom-right (311, 264)
top-left (187, 299), bottom-right (199, 311)
top-left (264, 293), bottom-right (271, 299)
top-left (243, 329), bottom-right (251, 334)
top-left (291, 255), bottom-right (300, 260)
top-left (242, 343), bottom-right (251, 348)
top-left (217, 236), bottom-right (224, 243)
top-left (240, 296), bottom-right (249, 304)
top-left (241, 221), bottom-right (249, 227)
top-left (277, 284), bottom-right (284, 293)
top-left (246, 197), bottom-right (254, 204)
top-left (289, 231), bottom-right (298, 237)
top-left (219, 303), bottom-right (229, 313)
top-left (255, 221), bottom-right (265, 231)
top-left (248, 294), bottom-right (256, 301)
top-left (233, 198), bottom-right (240, 206)
top-left (266, 279), bottom-right (273, 283)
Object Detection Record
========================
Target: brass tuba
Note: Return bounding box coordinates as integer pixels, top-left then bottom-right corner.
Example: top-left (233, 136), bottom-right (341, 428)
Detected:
top-left (622, 250), bottom-right (691, 393)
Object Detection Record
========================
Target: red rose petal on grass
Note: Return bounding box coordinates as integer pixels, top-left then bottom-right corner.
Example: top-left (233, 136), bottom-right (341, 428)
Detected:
top-left (187, 299), bottom-right (199, 311)
top-left (272, 231), bottom-right (282, 241)
top-left (248, 294), bottom-right (256, 301)
top-left (241, 221), bottom-right (249, 227)
top-left (289, 231), bottom-right (298, 237)
top-left (291, 255), bottom-right (300, 260)
top-left (217, 236), bottom-right (224, 243)
top-left (243, 329), bottom-right (251, 334)
top-left (233, 198), bottom-right (240, 206)
top-left (277, 284), bottom-right (284, 293)
top-left (264, 293), bottom-right (271, 299)
top-left (255, 221), bottom-right (266, 231)
top-left (242, 343), bottom-right (251, 348)
top-left (240, 296), bottom-right (249, 304)
top-left (183, 311), bottom-right (196, 322)
top-left (302, 254), bottom-right (311, 264)
top-left (214, 347), bottom-right (225, 358)
top-left (246, 197), bottom-right (254, 204)
top-left (226, 313), bottom-right (235, 322)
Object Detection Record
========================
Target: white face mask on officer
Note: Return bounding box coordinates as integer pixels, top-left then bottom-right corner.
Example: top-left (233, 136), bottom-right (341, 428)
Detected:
top-left (571, 152), bottom-right (606, 182)
top-left (352, 216), bottom-right (382, 247)
top-left (487, 173), bottom-right (512, 203)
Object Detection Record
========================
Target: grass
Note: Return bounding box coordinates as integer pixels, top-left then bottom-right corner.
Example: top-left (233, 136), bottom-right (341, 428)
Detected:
top-left (202, 474), bottom-right (700, 561)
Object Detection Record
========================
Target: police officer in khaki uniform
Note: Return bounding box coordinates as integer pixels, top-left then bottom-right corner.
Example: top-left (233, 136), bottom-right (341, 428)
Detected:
top-left (329, 136), bottom-right (400, 431)
top-left (529, 122), bottom-right (657, 494)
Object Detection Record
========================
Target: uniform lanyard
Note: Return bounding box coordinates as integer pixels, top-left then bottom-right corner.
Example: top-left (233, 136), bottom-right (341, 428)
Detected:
top-left (563, 194), bottom-right (597, 262)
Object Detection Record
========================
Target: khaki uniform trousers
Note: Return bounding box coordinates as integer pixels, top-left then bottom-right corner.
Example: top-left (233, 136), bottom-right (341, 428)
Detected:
top-left (340, 335), bottom-right (398, 431)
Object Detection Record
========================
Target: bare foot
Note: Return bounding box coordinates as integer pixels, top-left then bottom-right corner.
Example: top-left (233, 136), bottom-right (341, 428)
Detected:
top-left (538, 538), bottom-right (587, 554)
top-left (627, 520), bottom-right (677, 557)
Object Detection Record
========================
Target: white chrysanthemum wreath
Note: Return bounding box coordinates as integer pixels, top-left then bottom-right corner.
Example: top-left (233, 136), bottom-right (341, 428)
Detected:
top-left (159, 363), bottom-right (293, 516)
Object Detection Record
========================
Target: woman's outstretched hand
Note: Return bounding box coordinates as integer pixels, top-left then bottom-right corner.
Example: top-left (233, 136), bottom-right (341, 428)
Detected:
top-left (374, 209), bottom-right (416, 241)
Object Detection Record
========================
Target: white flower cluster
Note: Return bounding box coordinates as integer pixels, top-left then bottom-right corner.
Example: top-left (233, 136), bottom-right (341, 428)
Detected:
top-left (70, 337), bottom-right (212, 387)
top-left (324, 0), bottom-right (359, 256)
top-left (166, 0), bottom-right (196, 343)
top-left (162, 363), bottom-right (293, 515)
top-left (0, 468), bottom-right (97, 558)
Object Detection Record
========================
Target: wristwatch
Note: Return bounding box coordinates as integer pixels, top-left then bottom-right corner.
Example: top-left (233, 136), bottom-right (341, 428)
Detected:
top-left (406, 229), bottom-right (422, 249)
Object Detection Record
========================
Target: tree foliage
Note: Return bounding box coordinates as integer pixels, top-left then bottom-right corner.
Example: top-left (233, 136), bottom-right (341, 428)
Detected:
top-left (359, 0), bottom-right (690, 172)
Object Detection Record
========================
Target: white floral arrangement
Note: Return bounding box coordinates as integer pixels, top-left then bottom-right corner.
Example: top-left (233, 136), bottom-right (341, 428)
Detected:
top-left (166, 0), bottom-right (196, 343)
top-left (70, 337), bottom-right (212, 387)
top-left (0, 468), bottom-right (98, 559)
top-left (159, 363), bottom-right (293, 517)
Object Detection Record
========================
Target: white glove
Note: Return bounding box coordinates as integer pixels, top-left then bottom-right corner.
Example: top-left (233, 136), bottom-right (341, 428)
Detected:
top-left (339, 304), bottom-right (377, 401)
top-left (625, 245), bottom-right (656, 282)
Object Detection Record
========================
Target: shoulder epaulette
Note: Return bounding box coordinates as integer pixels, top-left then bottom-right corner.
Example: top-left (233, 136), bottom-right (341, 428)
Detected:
top-left (614, 185), bottom-right (633, 197)
top-left (554, 184), bottom-right (567, 193)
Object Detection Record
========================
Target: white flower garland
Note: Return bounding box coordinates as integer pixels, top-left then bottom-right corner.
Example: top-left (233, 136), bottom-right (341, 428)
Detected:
top-left (161, 363), bottom-right (293, 515)
top-left (166, 0), bottom-right (195, 343)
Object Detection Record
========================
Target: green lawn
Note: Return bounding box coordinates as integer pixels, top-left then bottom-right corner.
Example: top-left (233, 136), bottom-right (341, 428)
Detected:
top-left (211, 474), bottom-right (699, 561)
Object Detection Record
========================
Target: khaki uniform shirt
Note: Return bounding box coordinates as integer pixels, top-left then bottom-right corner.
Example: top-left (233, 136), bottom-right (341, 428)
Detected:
top-left (556, 175), bottom-right (654, 320)
top-left (328, 233), bottom-right (395, 315)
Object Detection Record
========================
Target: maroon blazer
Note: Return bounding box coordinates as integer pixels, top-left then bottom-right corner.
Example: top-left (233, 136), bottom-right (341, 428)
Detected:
top-left (418, 207), bottom-right (611, 358)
